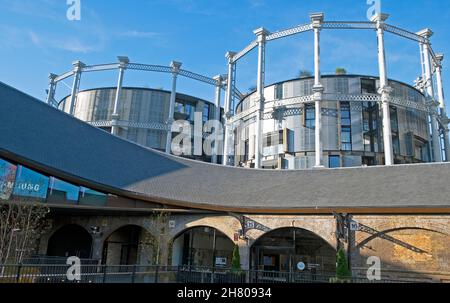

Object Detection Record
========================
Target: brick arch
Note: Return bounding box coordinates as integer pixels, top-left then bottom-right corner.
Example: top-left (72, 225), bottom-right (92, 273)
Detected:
top-left (170, 216), bottom-right (241, 243)
top-left (243, 217), bottom-right (337, 249)
top-left (39, 222), bottom-right (92, 256)
top-left (99, 219), bottom-right (156, 244)
top-left (249, 226), bottom-right (337, 252)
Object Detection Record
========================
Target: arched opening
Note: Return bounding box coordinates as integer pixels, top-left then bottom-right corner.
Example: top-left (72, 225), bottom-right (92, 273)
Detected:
top-left (251, 227), bottom-right (336, 275)
top-left (102, 225), bottom-right (156, 266)
top-left (172, 226), bottom-right (235, 268)
top-left (47, 224), bottom-right (92, 259)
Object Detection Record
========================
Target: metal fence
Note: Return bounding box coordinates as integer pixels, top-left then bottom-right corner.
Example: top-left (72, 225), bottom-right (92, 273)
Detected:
top-left (0, 264), bottom-right (436, 284)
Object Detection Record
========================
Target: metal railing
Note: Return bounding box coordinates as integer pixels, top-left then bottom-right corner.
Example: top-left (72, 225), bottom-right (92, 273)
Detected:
top-left (0, 264), bottom-right (438, 284)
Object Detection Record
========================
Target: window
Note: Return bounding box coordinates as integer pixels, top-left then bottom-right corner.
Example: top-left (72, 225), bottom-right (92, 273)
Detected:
top-left (305, 104), bottom-right (315, 129)
top-left (79, 187), bottom-right (107, 206)
top-left (340, 102), bottom-right (352, 151)
top-left (275, 84), bottom-right (283, 100)
top-left (263, 131), bottom-right (283, 147)
top-left (390, 106), bottom-right (399, 133)
top-left (363, 102), bottom-right (379, 152)
top-left (390, 106), bottom-right (400, 155)
top-left (47, 177), bottom-right (80, 204)
top-left (202, 104), bottom-right (210, 122)
top-left (393, 136), bottom-right (401, 155)
top-left (13, 165), bottom-right (49, 200)
top-left (329, 156), bottom-right (340, 168)
top-left (361, 78), bottom-right (377, 94)
top-left (93, 90), bottom-right (111, 120)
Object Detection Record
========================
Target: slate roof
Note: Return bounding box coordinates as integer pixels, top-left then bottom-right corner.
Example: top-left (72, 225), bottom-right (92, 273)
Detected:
top-left (1, 82), bottom-right (449, 213)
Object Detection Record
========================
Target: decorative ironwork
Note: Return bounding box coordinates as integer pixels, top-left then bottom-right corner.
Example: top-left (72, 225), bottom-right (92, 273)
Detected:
top-left (322, 21), bottom-right (375, 30)
top-left (54, 71), bottom-right (74, 82)
top-left (271, 95), bottom-right (315, 107)
top-left (179, 69), bottom-right (216, 86)
top-left (233, 41), bottom-right (258, 63)
top-left (383, 24), bottom-right (427, 44)
top-left (127, 63), bottom-right (172, 73)
top-left (390, 97), bottom-right (428, 112)
top-left (88, 121), bottom-right (113, 127)
top-left (323, 93), bottom-right (380, 102)
top-left (83, 63), bottom-right (119, 73)
top-left (266, 23), bottom-right (313, 41)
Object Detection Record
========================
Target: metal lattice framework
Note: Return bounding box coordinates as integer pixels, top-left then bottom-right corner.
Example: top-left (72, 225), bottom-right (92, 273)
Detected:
top-left (47, 61), bottom-right (244, 108)
top-left (221, 12), bottom-right (450, 167)
top-left (232, 93), bottom-right (429, 124)
top-left (46, 12), bottom-right (449, 165)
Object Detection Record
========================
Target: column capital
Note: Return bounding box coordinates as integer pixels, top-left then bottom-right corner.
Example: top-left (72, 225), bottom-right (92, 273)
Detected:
top-left (416, 28), bottom-right (433, 40)
top-left (225, 51), bottom-right (236, 63)
top-left (312, 84), bottom-right (324, 94)
top-left (436, 53), bottom-right (444, 68)
top-left (310, 12), bottom-right (325, 28)
top-left (253, 27), bottom-right (270, 42)
top-left (72, 60), bottom-right (86, 72)
top-left (49, 73), bottom-right (58, 82)
top-left (117, 56), bottom-right (130, 69)
top-left (213, 75), bottom-right (223, 87)
top-left (370, 13), bottom-right (389, 24)
top-left (170, 61), bottom-right (182, 74)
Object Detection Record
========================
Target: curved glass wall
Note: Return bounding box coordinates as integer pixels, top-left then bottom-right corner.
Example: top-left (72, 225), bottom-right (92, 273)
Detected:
top-left (59, 88), bottom-right (218, 162)
top-left (234, 75), bottom-right (431, 169)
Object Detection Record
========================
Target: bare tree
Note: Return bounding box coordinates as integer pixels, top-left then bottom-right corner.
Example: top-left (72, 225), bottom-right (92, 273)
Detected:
top-left (0, 199), bottom-right (51, 265)
top-left (140, 211), bottom-right (172, 266)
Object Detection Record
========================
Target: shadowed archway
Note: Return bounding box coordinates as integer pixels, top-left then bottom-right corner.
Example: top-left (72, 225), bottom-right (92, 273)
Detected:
top-left (47, 224), bottom-right (92, 259)
top-left (172, 226), bottom-right (235, 268)
top-left (250, 227), bottom-right (336, 274)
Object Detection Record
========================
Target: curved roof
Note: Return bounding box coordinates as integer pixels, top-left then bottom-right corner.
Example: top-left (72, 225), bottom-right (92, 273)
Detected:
top-left (1, 82), bottom-right (450, 214)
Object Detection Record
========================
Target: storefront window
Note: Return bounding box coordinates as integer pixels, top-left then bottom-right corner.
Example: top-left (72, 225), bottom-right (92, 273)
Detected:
top-left (0, 159), bottom-right (17, 200)
top-left (79, 187), bottom-right (107, 206)
top-left (13, 165), bottom-right (49, 200)
top-left (47, 177), bottom-right (80, 204)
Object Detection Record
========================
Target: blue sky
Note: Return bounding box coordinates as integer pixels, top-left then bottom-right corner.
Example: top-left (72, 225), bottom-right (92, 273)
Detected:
top-left (0, 0), bottom-right (449, 108)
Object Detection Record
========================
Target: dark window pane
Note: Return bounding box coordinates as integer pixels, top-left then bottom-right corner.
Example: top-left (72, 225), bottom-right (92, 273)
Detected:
top-left (79, 187), bottom-right (107, 206)
top-left (48, 177), bottom-right (79, 204)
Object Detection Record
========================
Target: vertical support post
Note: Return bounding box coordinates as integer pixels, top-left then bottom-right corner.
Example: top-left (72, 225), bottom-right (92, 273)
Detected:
top-left (253, 28), bottom-right (269, 169)
top-left (417, 29), bottom-right (442, 162)
top-left (212, 75), bottom-right (223, 164)
top-left (223, 52), bottom-right (236, 166)
top-left (68, 60), bottom-right (85, 116)
top-left (165, 61), bottom-right (182, 154)
top-left (111, 56), bottom-right (129, 136)
top-left (372, 13), bottom-right (394, 166)
top-left (435, 54), bottom-right (450, 161)
top-left (46, 73), bottom-right (58, 106)
top-left (311, 13), bottom-right (325, 168)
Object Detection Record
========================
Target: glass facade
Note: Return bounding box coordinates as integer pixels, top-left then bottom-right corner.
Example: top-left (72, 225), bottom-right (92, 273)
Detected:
top-left (59, 88), bottom-right (217, 161)
top-left (0, 158), bottom-right (107, 207)
top-left (340, 102), bottom-right (352, 151)
top-left (235, 75), bottom-right (431, 169)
